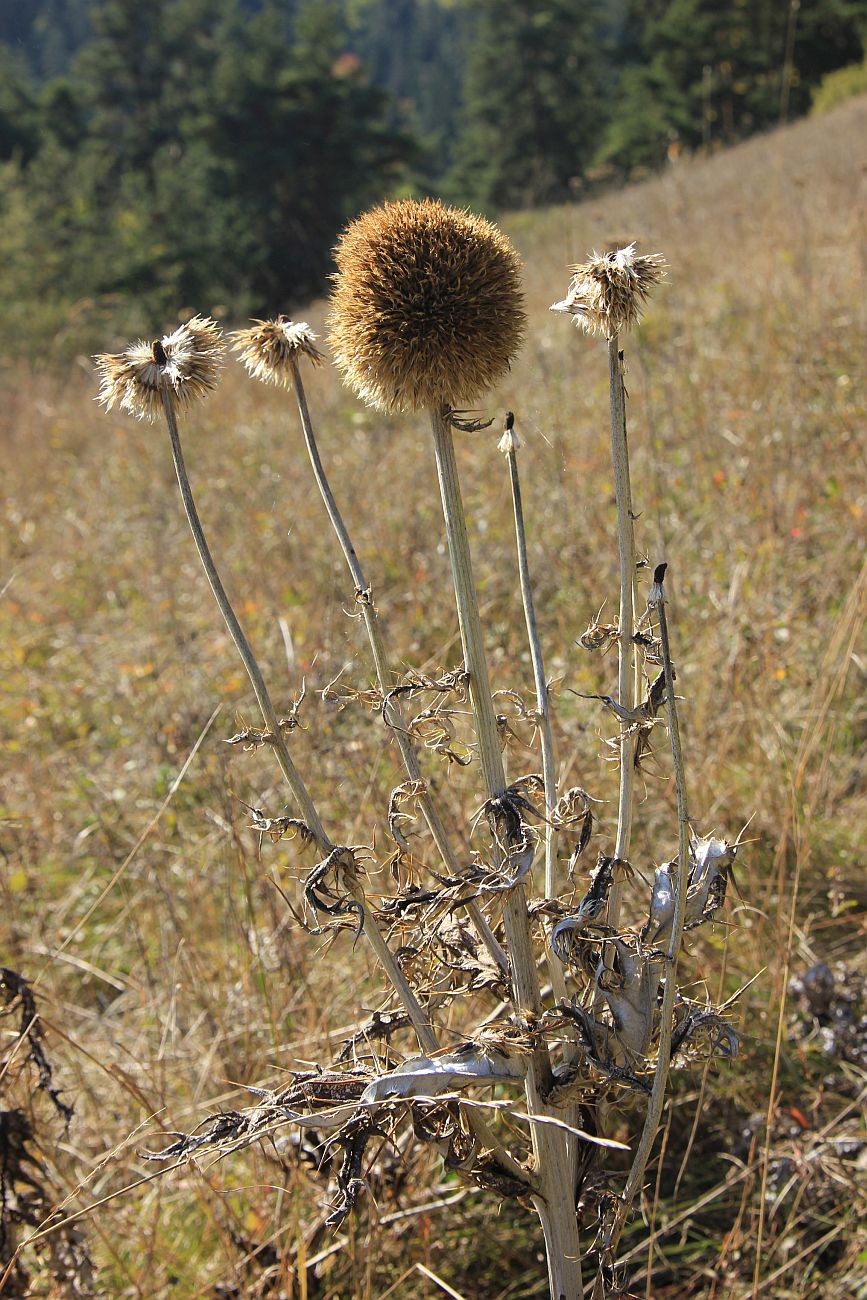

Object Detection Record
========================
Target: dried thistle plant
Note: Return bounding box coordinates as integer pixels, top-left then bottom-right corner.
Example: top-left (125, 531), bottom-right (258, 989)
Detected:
top-left (231, 316), bottom-right (324, 386)
top-left (93, 219), bottom-right (745, 1300)
top-left (231, 310), bottom-right (507, 972)
top-left (329, 198), bottom-right (585, 1298)
top-left (552, 244), bottom-right (665, 934)
top-left (328, 197), bottom-right (525, 413)
top-left (551, 243), bottom-right (667, 339)
top-left (94, 322), bottom-right (454, 1066)
top-left (94, 315), bottom-right (224, 420)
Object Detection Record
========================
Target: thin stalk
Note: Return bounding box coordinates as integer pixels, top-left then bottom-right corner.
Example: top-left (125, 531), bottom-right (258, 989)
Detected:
top-left (502, 420), bottom-right (580, 1199)
top-left (162, 390), bottom-right (327, 849)
top-left (500, 424), bottom-right (567, 999)
top-left (592, 339), bottom-right (637, 1043)
top-left (611, 564), bottom-right (690, 1246)
top-left (607, 337), bottom-right (638, 912)
top-left (349, 887), bottom-right (437, 1053)
top-left (289, 359), bottom-right (507, 976)
top-left (430, 404), bottom-right (583, 1300)
top-left (162, 390), bottom-right (438, 1051)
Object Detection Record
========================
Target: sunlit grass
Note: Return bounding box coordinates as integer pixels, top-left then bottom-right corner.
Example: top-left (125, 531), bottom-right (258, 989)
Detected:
top-left (1, 96), bottom-right (865, 1298)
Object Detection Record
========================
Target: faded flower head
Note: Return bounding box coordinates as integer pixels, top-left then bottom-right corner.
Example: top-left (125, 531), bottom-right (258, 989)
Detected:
top-left (328, 198), bottom-right (525, 414)
top-left (94, 316), bottom-right (225, 421)
top-left (550, 243), bottom-right (666, 338)
top-left (231, 317), bottom-right (324, 387)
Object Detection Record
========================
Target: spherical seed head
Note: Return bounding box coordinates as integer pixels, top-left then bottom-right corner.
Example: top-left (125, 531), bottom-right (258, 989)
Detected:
top-left (93, 316), bottom-right (225, 421)
top-left (550, 243), bottom-right (666, 339)
top-left (231, 317), bottom-right (324, 387)
top-left (328, 198), bottom-right (526, 414)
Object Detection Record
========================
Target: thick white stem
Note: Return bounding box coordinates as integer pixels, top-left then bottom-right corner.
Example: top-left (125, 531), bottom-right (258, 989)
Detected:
top-left (430, 406), bottom-right (583, 1300)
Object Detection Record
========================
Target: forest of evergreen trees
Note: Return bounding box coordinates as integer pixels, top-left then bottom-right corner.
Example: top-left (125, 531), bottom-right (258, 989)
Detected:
top-left (1, 0), bottom-right (864, 351)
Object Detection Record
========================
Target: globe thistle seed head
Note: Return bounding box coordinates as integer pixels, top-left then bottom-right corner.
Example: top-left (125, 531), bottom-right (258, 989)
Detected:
top-left (94, 316), bottom-right (225, 421)
top-left (328, 198), bottom-right (526, 414)
top-left (550, 243), bottom-right (666, 339)
top-left (231, 317), bottom-right (324, 387)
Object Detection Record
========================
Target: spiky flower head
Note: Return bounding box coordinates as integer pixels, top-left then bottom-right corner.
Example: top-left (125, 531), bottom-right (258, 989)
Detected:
top-left (328, 198), bottom-right (525, 414)
top-left (550, 243), bottom-right (666, 339)
top-left (231, 317), bottom-right (324, 387)
top-left (94, 316), bottom-right (225, 421)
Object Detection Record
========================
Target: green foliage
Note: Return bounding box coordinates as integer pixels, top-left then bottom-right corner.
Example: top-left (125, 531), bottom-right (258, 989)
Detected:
top-left (0, 0), bottom-right (410, 355)
top-left (0, 49), bottom-right (40, 162)
top-left (449, 0), bottom-right (611, 208)
top-left (602, 0), bottom-right (867, 173)
top-left (811, 53), bottom-right (867, 109)
top-left (1, 0), bottom-right (866, 352)
top-left (347, 0), bottom-right (470, 180)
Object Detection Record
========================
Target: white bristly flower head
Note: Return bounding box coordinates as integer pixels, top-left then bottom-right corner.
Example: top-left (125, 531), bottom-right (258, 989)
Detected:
top-left (231, 317), bottom-right (324, 387)
top-left (551, 243), bottom-right (666, 338)
top-left (93, 316), bottom-right (225, 421)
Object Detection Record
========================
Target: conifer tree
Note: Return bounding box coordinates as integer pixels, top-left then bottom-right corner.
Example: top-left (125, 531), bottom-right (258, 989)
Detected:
top-left (451, 0), bottom-right (611, 208)
top-left (603, 0), bottom-right (867, 172)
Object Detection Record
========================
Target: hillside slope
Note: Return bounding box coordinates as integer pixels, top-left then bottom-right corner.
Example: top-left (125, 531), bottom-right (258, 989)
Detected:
top-left (0, 98), bottom-right (865, 1298)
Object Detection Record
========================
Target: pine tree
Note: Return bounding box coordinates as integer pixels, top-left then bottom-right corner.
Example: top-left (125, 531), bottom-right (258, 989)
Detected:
top-left (450, 0), bottom-right (612, 209)
top-left (0, 0), bottom-right (411, 331)
top-left (603, 0), bottom-right (867, 173)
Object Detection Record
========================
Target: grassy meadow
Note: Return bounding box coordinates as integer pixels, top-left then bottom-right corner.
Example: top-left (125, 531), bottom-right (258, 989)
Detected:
top-left (1, 96), bottom-right (865, 1298)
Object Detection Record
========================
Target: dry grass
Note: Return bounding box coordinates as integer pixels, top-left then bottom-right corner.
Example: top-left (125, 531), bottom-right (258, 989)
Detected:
top-left (0, 97), bottom-right (865, 1298)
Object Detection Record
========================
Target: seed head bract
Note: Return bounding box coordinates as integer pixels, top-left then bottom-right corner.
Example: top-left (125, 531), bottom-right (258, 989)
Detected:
top-left (551, 243), bottom-right (666, 338)
top-left (94, 316), bottom-right (225, 421)
top-left (328, 198), bottom-right (526, 414)
top-left (231, 317), bottom-right (324, 387)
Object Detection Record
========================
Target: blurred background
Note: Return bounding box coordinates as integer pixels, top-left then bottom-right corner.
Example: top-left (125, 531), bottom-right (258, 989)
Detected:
top-left (0, 0), bottom-right (866, 355)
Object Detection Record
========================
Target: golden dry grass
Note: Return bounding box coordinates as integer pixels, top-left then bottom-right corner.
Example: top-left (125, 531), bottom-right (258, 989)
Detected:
top-left (0, 98), bottom-right (865, 1298)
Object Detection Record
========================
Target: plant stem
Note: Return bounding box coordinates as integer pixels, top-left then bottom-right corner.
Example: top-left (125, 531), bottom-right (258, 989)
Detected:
top-left (289, 358), bottom-right (507, 976)
top-left (162, 390), bottom-right (439, 1050)
top-left (348, 886), bottom-right (438, 1052)
top-left (430, 404), bottom-right (583, 1300)
top-left (606, 336), bottom-right (638, 926)
top-left (611, 564), bottom-right (690, 1248)
top-left (162, 390), bottom-right (328, 850)
top-left (164, 387), bottom-right (529, 1195)
top-left (502, 419), bottom-right (582, 1201)
top-left (501, 424), bottom-right (567, 998)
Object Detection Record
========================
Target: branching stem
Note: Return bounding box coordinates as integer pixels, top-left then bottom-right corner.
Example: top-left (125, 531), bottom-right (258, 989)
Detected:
top-left (162, 390), bottom-right (438, 1051)
top-left (289, 358), bottom-right (507, 976)
top-left (612, 564), bottom-right (690, 1246)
